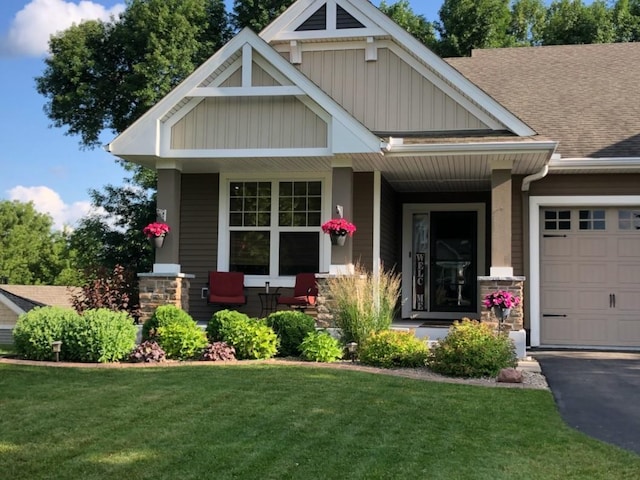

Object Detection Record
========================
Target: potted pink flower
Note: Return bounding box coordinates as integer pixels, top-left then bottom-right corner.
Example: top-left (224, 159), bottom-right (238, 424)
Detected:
top-left (483, 289), bottom-right (520, 323)
top-left (143, 222), bottom-right (170, 248)
top-left (321, 218), bottom-right (356, 246)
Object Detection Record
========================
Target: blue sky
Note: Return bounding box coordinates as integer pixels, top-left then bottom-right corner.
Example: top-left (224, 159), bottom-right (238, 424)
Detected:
top-left (0, 1), bottom-right (439, 229)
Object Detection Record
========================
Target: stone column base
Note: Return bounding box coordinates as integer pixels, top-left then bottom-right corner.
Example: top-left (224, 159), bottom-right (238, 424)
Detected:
top-left (138, 272), bottom-right (195, 324)
top-left (478, 276), bottom-right (525, 332)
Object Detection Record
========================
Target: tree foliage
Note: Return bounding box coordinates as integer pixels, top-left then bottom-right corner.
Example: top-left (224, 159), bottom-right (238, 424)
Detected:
top-left (0, 200), bottom-right (80, 285)
top-left (36, 0), bottom-right (231, 149)
top-left (232, 0), bottom-right (295, 32)
top-left (378, 0), bottom-right (438, 50)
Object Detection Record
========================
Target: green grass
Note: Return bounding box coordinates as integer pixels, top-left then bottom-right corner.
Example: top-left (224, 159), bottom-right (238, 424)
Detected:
top-left (0, 364), bottom-right (638, 479)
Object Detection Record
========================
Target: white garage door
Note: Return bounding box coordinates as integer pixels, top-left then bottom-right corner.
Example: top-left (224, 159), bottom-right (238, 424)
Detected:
top-left (541, 207), bottom-right (640, 347)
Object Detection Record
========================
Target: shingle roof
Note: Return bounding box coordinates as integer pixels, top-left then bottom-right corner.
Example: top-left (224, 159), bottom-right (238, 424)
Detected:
top-left (0, 285), bottom-right (79, 313)
top-left (446, 43), bottom-right (640, 158)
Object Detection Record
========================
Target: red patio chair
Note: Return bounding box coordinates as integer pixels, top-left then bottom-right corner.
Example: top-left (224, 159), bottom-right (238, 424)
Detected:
top-left (207, 271), bottom-right (246, 308)
top-left (276, 273), bottom-right (318, 309)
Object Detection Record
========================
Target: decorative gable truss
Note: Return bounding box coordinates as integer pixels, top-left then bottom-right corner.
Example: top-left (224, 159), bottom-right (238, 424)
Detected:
top-left (108, 27), bottom-right (381, 165)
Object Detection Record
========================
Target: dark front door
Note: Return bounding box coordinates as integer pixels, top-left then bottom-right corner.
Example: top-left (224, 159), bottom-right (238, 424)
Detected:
top-left (429, 211), bottom-right (477, 312)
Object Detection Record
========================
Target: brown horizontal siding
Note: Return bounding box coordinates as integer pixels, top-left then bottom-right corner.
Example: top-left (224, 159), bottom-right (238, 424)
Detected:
top-left (0, 303), bottom-right (17, 326)
top-left (512, 176), bottom-right (524, 276)
top-left (180, 173), bottom-right (220, 323)
top-left (529, 173), bottom-right (640, 196)
top-left (353, 172), bottom-right (374, 271)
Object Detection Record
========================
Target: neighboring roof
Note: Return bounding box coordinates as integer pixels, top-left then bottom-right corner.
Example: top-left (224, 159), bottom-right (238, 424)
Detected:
top-left (446, 43), bottom-right (640, 159)
top-left (0, 285), bottom-right (79, 315)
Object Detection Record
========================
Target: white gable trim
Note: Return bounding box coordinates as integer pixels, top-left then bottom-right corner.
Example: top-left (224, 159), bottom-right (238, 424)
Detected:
top-left (261, 0), bottom-right (536, 137)
top-left (0, 293), bottom-right (25, 316)
top-left (109, 27), bottom-right (380, 158)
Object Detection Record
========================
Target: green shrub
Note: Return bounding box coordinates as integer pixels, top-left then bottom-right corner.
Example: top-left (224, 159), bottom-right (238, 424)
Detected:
top-left (300, 330), bottom-right (343, 363)
top-left (206, 309), bottom-right (251, 342)
top-left (359, 330), bottom-right (429, 368)
top-left (142, 304), bottom-right (196, 341)
top-left (265, 310), bottom-right (315, 357)
top-left (156, 323), bottom-right (208, 360)
top-left (63, 309), bottom-right (137, 363)
top-left (322, 263), bottom-right (401, 344)
top-left (428, 319), bottom-right (517, 378)
top-left (13, 307), bottom-right (79, 361)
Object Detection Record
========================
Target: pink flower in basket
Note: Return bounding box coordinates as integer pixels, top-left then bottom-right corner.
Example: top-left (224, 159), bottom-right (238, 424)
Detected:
top-left (143, 222), bottom-right (170, 238)
top-left (321, 218), bottom-right (356, 237)
top-left (483, 290), bottom-right (520, 309)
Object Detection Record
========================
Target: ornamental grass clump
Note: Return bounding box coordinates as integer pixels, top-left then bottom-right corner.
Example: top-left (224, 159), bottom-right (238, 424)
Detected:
top-left (428, 318), bottom-right (517, 378)
top-left (322, 263), bottom-right (401, 345)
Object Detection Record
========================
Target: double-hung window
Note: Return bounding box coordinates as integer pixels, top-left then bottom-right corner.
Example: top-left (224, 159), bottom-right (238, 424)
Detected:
top-left (224, 177), bottom-right (324, 280)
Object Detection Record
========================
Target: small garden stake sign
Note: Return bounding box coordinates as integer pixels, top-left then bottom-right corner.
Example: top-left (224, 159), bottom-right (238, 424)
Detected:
top-left (483, 289), bottom-right (520, 332)
top-left (143, 222), bottom-right (170, 248)
top-left (322, 218), bottom-right (356, 246)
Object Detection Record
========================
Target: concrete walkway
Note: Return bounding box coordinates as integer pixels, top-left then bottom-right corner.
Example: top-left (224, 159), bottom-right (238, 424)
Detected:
top-left (532, 350), bottom-right (640, 456)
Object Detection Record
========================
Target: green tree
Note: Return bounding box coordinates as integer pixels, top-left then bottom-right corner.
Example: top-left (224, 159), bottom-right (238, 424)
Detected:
top-left (510, 0), bottom-right (547, 45)
top-left (437, 0), bottom-right (513, 57)
top-left (542, 0), bottom-right (614, 45)
top-left (378, 0), bottom-right (438, 51)
top-left (612, 0), bottom-right (640, 42)
top-left (36, 0), bottom-right (231, 149)
top-left (232, 0), bottom-right (295, 32)
top-left (0, 201), bottom-right (78, 285)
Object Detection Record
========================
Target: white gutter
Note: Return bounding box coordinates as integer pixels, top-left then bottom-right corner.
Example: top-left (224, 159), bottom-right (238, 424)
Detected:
top-left (522, 164), bottom-right (549, 192)
top-left (549, 156), bottom-right (640, 170)
top-left (384, 141), bottom-right (558, 157)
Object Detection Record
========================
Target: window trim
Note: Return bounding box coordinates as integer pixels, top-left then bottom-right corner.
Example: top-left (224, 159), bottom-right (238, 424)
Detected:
top-left (218, 172), bottom-right (332, 287)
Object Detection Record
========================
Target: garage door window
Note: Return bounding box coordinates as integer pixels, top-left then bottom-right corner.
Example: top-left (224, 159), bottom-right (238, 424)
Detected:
top-left (579, 210), bottom-right (605, 230)
top-left (618, 210), bottom-right (640, 230)
top-left (544, 210), bottom-right (571, 230)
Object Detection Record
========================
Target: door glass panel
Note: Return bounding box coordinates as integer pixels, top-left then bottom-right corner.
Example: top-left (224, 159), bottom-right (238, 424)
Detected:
top-left (412, 214), bottom-right (429, 311)
top-left (430, 212), bottom-right (477, 312)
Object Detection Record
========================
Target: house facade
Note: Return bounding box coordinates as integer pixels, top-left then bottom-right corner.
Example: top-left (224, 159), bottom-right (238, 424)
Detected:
top-left (109, 0), bottom-right (640, 350)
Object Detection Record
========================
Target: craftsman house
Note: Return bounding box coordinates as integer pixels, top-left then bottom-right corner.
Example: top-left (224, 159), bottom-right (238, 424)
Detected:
top-left (108, 0), bottom-right (640, 350)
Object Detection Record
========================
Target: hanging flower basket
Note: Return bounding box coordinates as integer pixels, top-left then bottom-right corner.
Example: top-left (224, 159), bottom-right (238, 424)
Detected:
top-left (322, 218), bottom-right (356, 246)
top-left (483, 290), bottom-right (520, 322)
top-left (143, 222), bottom-right (170, 249)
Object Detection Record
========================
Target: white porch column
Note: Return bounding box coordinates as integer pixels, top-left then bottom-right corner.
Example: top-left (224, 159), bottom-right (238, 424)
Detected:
top-left (330, 166), bottom-right (353, 273)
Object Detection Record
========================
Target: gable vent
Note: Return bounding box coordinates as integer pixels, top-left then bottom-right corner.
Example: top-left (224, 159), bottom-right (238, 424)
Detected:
top-left (296, 3), bottom-right (326, 31)
top-left (337, 5), bottom-right (365, 29)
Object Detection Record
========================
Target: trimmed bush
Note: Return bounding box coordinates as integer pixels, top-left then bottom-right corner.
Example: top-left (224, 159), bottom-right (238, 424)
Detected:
top-left (201, 342), bottom-right (236, 361)
top-left (300, 330), bottom-right (343, 363)
top-left (142, 304), bottom-right (195, 341)
top-left (13, 307), bottom-right (80, 361)
top-left (130, 341), bottom-right (166, 363)
top-left (359, 330), bottom-right (429, 368)
top-left (207, 310), bottom-right (278, 360)
top-left (206, 309), bottom-right (250, 342)
top-left (63, 309), bottom-right (137, 363)
top-left (156, 322), bottom-right (208, 360)
top-left (265, 310), bottom-right (315, 357)
top-left (428, 319), bottom-right (517, 378)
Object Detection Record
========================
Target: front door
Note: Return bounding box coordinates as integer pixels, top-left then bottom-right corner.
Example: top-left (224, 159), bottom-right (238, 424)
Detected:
top-left (402, 204), bottom-right (485, 319)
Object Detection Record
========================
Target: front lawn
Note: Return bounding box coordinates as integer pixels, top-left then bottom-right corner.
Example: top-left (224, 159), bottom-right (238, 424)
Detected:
top-left (0, 363), bottom-right (638, 479)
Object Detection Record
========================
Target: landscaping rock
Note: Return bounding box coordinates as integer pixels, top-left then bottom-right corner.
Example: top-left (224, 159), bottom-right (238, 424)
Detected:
top-left (497, 367), bottom-right (524, 383)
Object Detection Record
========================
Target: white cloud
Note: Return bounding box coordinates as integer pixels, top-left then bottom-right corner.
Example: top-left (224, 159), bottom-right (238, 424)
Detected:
top-left (8, 185), bottom-right (93, 230)
top-left (1, 0), bottom-right (125, 57)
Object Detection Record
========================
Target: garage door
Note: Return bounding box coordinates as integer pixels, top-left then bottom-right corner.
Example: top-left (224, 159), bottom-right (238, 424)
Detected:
top-left (541, 207), bottom-right (640, 347)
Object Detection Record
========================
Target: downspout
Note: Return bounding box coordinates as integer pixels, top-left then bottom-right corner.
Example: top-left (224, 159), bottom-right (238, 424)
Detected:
top-left (520, 161), bottom-right (549, 344)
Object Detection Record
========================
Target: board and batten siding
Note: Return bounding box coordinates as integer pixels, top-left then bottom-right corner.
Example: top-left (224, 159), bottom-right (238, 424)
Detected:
top-left (353, 172), bottom-right (374, 271)
top-left (171, 96), bottom-right (328, 150)
top-left (180, 173), bottom-right (220, 323)
top-left (511, 176), bottom-right (525, 276)
top-left (296, 48), bottom-right (489, 133)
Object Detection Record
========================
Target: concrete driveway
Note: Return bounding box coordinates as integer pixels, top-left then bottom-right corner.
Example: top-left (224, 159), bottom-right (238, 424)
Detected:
top-left (533, 350), bottom-right (640, 455)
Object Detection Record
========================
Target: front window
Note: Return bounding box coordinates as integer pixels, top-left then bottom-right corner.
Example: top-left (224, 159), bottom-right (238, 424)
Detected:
top-left (227, 179), bottom-right (322, 278)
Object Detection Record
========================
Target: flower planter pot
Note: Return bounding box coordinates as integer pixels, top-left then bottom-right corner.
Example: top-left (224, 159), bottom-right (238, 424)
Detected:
top-left (492, 306), bottom-right (511, 322)
top-left (330, 232), bottom-right (347, 246)
top-left (150, 235), bottom-right (166, 249)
